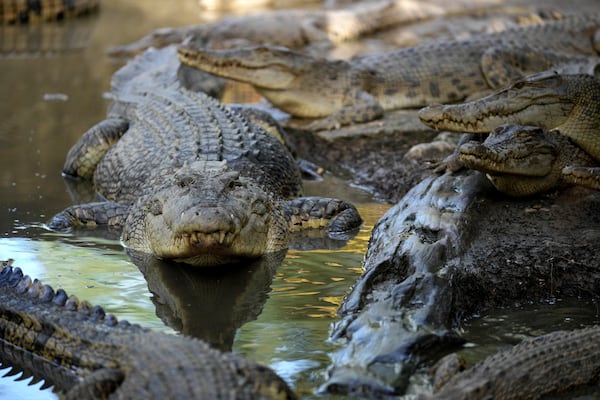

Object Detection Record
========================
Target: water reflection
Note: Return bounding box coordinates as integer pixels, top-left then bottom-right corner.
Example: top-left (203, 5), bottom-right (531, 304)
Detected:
top-left (128, 249), bottom-right (287, 351)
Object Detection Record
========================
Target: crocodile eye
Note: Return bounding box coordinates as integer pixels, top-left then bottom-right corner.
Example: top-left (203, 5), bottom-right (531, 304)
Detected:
top-left (148, 199), bottom-right (163, 216)
top-left (177, 176), bottom-right (195, 188)
top-left (512, 81), bottom-right (526, 89)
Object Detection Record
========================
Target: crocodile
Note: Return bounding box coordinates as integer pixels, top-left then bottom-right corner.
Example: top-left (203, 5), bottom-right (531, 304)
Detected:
top-left (0, 261), bottom-right (296, 399)
top-left (419, 72), bottom-right (600, 161)
top-left (0, 0), bottom-right (99, 24)
top-left (422, 325), bottom-right (600, 400)
top-left (178, 14), bottom-right (600, 130)
top-left (47, 48), bottom-right (362, 267)
top-left (457, 124), bottom-right (600, 196)
top-left (107, 0), bottom-right (507, 59)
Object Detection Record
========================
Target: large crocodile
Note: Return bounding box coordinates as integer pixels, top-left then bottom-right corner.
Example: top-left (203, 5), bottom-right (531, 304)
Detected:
top-left (457, 124), bottom-right (600, 196)
top-left (47, 47), bottom-right (362, 267)
top-left (0, 0), bottom-right (99, 24)
top-left (178, 14), bottom-right (600, 130)
top-left (0, 261), bottom-right (296, 399)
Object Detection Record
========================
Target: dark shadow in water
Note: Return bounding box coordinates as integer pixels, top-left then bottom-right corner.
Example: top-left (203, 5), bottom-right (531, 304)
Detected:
top-left (0, 16), bottom-right (99, 58)
top-left (127, 249), bottom-right (287, 352)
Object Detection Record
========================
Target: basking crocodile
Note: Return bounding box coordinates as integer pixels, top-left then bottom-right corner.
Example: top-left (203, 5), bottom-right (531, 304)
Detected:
top-left (422, 325), bottom-right (600, 400)
top-left (48, 48), bottom-right (362, 267)
top-left (107, 0), bottom-right (509, 59)
top-left (419, 72), bottom-right (600, 161)
top-left (178, 14), bottom-right (600, 130)
top-left (457, 124), bottom-right (600, 196)
top-left (0, 261), bottom-right (296, 399)
top-left (0, 0), bottom-right (99, 24)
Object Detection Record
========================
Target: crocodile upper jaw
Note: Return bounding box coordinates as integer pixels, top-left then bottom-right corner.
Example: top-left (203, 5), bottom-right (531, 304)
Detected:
top-left (177, 44), bottom-right (302, 89)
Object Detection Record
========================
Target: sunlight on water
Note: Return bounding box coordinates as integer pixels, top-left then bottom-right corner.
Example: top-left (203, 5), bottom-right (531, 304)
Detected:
top-left (0, 203), bottom-right (382, 399)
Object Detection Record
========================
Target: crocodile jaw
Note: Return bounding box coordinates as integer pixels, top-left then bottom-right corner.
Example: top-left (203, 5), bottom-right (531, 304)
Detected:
top-left (418, 72), bottom-right (575, 133)
top-left (177, 44), bottom-right (300, 89)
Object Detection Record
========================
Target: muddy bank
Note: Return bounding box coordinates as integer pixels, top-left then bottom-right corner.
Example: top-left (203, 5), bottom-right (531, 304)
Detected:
top-left (283, 110), bottom-right (446, 203)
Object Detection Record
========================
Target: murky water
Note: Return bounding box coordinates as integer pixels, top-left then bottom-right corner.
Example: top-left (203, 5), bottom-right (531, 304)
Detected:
top-left (0, 2), bottom-right (385, 398)
top-left (0, 1), bottom-right (599, 399)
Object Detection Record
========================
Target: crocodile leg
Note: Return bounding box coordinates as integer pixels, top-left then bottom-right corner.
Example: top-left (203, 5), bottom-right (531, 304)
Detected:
top-left (48, 201), bottom-right (131, 230)
top-left (283, 197), bottom-right (362, 234)
top-left (305, 90), bottom-right (384, 131)
top-left (562, 166), bottom-right (600, 190)
top-left (62, 118), bottom-right (129, 180)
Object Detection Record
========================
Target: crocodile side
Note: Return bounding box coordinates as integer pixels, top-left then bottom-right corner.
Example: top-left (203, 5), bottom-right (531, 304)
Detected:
top-left (425, 326), bottom-right (600, 400)
top-left (178, 14), bottom-right (600, 129)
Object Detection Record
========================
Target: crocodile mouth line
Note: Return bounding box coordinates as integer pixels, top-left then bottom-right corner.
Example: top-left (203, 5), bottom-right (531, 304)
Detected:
top-left (420, 98), bottom-right (567, 129)
top-left (460, 151), bottom-right (553, 176)
top-left (177, 230), bottom-right (237, 248)
top-left (178, 48), bottom-right (286, 71)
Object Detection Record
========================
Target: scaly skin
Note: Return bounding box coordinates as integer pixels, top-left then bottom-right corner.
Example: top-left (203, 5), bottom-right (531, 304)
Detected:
top-left (0, 261), bottom-right (296, 399)
top-left (422, 325), bottom-right (600, 400)
top-left (457, 124), bottom-right (600, 196)
top-left (0, 0), bottom-right (99, 24)
top-left (48, 48), bottom-right (362, 267)
top-left (178, 15), bottom-right (600, 130)
top-left (419, 72), bottom-right (600, 160)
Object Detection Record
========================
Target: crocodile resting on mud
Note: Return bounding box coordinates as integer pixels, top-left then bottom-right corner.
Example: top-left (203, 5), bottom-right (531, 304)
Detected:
top-left (178, 14), bottom-right (600, 130)
top-left (0, 261), bottom-right (296, 399)
top-left (1, 260), bottom-right (598, 399)
top-left (419, 72), bottom-right (600, 159)
top-left (457, 124), bottom-right (600, 196)
top-left (48, 48), bottom-right (362, 267)
top-left (107, 0), bottom-right (515, 59)
top-left (0, 0), bottom-right (99, 24)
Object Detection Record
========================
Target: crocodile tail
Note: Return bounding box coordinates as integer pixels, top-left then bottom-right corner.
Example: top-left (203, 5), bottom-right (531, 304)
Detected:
top-left (0, 261), bottom-right (139, 393)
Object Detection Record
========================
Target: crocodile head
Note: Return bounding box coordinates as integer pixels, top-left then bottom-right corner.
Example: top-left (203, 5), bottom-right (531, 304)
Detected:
top-left (459, 125), bottom-right (563, 196)
top-left (177, 42), bottom-right (315, 89)
top-left (122, 161), bottom-right (287, 267)
top-left (418, 72), bottom-right (586, 133)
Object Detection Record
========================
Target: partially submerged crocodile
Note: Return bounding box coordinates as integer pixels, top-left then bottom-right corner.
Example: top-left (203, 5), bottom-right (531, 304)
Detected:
top-left (107, 0), bottom-right (508, 59)
top-left (423, 325), bottom-right (600, 399)
top-left (0, 0), bottom-right (99, 24)
top-left (48, 48), bottom-right (362, 267)
top-left (458, 124), bottom-right (600, 196)
top-left (0, 261), bottom-right (296, 399)
top-left (419, 72), bottom-right (600, 161)
top-left (178, 14), bottom-right (600, 130)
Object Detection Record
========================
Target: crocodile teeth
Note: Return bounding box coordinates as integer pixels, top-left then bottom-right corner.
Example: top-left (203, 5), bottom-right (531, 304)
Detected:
top-left (183, 231), bottom-right (232, 246)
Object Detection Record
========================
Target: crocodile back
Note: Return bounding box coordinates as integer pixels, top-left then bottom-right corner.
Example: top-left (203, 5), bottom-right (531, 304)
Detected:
top-left (95, 61), bottom-right (302, 204)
